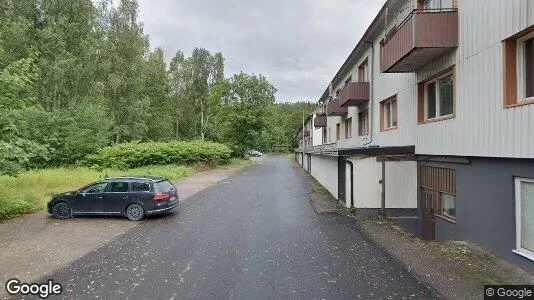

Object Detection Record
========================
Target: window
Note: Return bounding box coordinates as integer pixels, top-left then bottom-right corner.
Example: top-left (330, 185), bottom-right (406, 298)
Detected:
top-left (80, 182), bottom-right (107, 194)
top-left (421, 166), bottom-right (456, 221)
top-left (322, 127), bottom-right (327, 144)
top-left (358, 59), bottom-right (369, 82)
top-left (423, 71), bottom-right (454, 121)
top-left (518, 34), bottom-right (534, 100)
top-left (503, 26), bottom-right (534, 107)
top-left (514, 178), bottom-right (534, 261)
top-left (132, 182), bottom-right (150, 192)
top-left (380, 95), bottom-right (397, 131)
top-left (336, 123), bottom-right (340, 140)
top-left (345, 118), bottom-right (352, 139)
top-left (421, 0), bottom-right (453, 9)
top-left (155, 180), bottom-right (175, 193)
top-left (109, 182), bottom-right (129, 193)
top-left (358, 110), bottom-right (369, 136)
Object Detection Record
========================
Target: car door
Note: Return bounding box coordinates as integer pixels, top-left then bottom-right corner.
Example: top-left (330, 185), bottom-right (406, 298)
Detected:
top-left (102, 181), bottom-right (130, 214)
top-left (72, 182), bottom-right (108, 213)
top-left (130, 181), bottom-right (153, 207)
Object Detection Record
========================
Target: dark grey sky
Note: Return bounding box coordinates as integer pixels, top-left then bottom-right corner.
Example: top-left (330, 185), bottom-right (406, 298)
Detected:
top-left (138, 0), bottom-right (385, 102)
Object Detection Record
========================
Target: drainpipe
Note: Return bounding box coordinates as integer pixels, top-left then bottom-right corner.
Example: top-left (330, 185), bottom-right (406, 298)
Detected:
top-left (363, 40), bottom-right (375, 146)
top-left (344, 158), bottom-right (354, 209)
top-left (379, 160), bottom-right (386, 216)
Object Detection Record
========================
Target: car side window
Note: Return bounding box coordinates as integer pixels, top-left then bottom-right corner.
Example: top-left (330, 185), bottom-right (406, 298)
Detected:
top-left (80, 182), bottom-right (107, 194)
top-left (108, 182), bottom-right (129, 193)
top-left (131, 182), bottom-right (150, 192)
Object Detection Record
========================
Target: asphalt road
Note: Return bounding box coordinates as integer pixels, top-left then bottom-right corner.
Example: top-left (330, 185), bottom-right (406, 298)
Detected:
top-left (37, 155), bottom-right (435, 299)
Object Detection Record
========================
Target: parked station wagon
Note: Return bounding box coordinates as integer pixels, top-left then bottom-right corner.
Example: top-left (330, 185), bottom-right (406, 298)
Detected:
top-left (47, 176), bottom-right (179, 221)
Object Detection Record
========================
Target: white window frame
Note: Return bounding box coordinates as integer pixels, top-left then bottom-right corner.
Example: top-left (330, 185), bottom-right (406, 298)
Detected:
top-left (514, 177), bottom-right (534, 261)
top-left (382, 97), bottom-right (397, 130)
top-left (516, 31), bottom-right (534, 103)
top-left (359, 110), bottom-right (369, 136)
top-left (424, 71), bottom-right (454, 121)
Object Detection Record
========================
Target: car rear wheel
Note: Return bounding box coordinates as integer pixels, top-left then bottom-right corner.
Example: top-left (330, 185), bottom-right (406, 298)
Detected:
top-left (52, 202), bottom-right (72, 219)
top-left (126, 204), bottom-right (144, 221)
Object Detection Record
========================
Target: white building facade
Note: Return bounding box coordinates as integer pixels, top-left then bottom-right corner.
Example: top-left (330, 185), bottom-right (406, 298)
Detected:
top-left (297, 0), bottom-right (534, 269)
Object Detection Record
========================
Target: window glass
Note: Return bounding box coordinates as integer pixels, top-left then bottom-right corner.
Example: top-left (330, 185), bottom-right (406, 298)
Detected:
top-left (525, 38), bottom-right (534, 98)
top-left (441, 193), bottom-right (456, 218)
top-left (132, 182), bottom-right (150, 192)
top-left (426, 81), bottom-right (437, 119)
top-left (109, 182), bottom-right (129, 192)
top-left (80, 182), bottom-right (107, 194)
top-left (391, 100), bottom-right (398, 127)
top-left (384, 102), bottom-right (391, 128)
top-left (439, 75), bottom-right (454, 116)
top-left (521, 181), bottom-right (534, 252)
top-left (155, 180), bottom-right (175, 193)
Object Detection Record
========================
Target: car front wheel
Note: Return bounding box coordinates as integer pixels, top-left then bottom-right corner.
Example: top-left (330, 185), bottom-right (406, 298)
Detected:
top-left (126, 204), bottom-right (144, 221)
top-left (52, 202), bottom-right (72, 219)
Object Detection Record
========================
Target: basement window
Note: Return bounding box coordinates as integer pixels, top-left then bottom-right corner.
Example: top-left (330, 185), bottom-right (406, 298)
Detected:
top-left (420, 166), bottom-right (456, 221)
top-left (514, 178), bottom-right (534, 261)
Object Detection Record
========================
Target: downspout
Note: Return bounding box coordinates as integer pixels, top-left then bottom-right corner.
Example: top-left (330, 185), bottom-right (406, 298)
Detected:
top-left (379, 160), bottom-right (386, 216)
top-left (345, 158), bottom-right (354, 209)
top-left (363, 40), bottom-right (375, 146)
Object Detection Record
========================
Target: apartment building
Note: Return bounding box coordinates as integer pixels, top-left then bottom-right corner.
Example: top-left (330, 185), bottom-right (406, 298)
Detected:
top-left (296, 0), bottom-right (534, 269)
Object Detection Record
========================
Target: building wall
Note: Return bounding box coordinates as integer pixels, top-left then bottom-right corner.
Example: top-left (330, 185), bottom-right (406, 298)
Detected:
top-left (310, 154), bottom-right (338, 199)
top-left (385, 160), bottom-right (417, 208)
top-left (416, 0), bottom-right (534, 158)
top-left (419, 157), bottom-right (534, 270)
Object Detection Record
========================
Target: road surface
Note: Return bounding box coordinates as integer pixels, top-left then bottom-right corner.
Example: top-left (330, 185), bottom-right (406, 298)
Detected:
top-left (37, 155), bottom-right (435, 299)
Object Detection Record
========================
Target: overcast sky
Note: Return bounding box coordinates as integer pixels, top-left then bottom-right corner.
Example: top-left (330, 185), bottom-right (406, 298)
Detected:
top-left (137, 0), bottom-right (385, 102)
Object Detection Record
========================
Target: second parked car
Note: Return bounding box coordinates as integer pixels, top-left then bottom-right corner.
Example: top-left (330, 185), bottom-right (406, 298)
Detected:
top-left (47, 176), bottom-right (179, 221)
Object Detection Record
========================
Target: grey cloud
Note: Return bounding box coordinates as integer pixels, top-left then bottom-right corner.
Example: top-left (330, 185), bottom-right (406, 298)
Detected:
top-left (139, 0), bottom-right (384, 102)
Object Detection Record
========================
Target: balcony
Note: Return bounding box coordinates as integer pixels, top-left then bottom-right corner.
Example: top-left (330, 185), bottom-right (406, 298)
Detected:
top-left (314, 113), bottom-right (327, 128)
top-left (295, 143), bottom-right (338, 156)
top-left (339, 82), bottom-right (370, 107)
top-left (326, 98), bottom-right (347, 116)
top-left (380, 9), bottom-right (458, 73)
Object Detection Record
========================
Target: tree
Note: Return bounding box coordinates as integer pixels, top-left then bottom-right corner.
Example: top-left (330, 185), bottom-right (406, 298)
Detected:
top-left (218, 72), bottom-right (277, 155)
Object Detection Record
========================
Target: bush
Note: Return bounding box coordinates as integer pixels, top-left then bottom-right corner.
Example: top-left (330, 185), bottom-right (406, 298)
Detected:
top-left (85, 141), bottom-right (233, 169)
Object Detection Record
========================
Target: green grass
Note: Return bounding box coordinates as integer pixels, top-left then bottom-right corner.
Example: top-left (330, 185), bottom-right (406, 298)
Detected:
top-left (0, 165), bottom-right (195, 221)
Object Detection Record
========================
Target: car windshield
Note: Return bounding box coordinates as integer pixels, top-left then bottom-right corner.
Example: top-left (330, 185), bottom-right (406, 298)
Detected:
top-left (80, 182), bottom-right (107, 194)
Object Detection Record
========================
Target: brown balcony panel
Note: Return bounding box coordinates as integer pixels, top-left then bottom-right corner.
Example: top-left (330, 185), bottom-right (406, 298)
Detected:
top-left (380, 10), bottom-right (458, 73)
top-left (327, 98), bottom-right (348, 116)
top-left (314, 113), bottom-right (327, 128)
top-left (339, 82), bottom-right (370, 107)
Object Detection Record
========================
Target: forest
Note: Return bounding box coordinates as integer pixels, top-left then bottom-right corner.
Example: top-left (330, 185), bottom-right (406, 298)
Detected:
top-left (0, 0), bottom-right (318, 176)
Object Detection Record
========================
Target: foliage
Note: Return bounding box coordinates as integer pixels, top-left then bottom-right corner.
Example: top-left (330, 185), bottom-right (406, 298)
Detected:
top-left (0, 164), bottom-right (195, 221)
top-left (0, 0), bottom-right (318, 175)
top-left (86, 141), bottom-right (233, 169)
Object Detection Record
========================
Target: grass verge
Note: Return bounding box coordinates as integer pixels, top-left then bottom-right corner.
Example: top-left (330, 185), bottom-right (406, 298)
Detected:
top-left (0, 160), bottom-right (254, 222)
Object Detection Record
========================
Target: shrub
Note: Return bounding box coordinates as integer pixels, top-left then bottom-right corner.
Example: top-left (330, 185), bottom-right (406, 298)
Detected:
top-left (85, 141), bottom-right (233, 169)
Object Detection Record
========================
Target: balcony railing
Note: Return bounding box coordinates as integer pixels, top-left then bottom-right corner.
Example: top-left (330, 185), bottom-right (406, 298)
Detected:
top-left (326, 98), bottom-right (347, 116)
top-left (295, 143), bottom-right (338, 156)
top-left (314, 113), bottom-right (327, 128)
top-left (339, 82), bottom-right (370, 107)
top-left (380, 8), bottom-right (458, 73)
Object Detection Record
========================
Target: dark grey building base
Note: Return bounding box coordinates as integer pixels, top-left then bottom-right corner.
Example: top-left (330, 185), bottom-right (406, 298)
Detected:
top-left (418, 156), bottom-right (534, 271)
